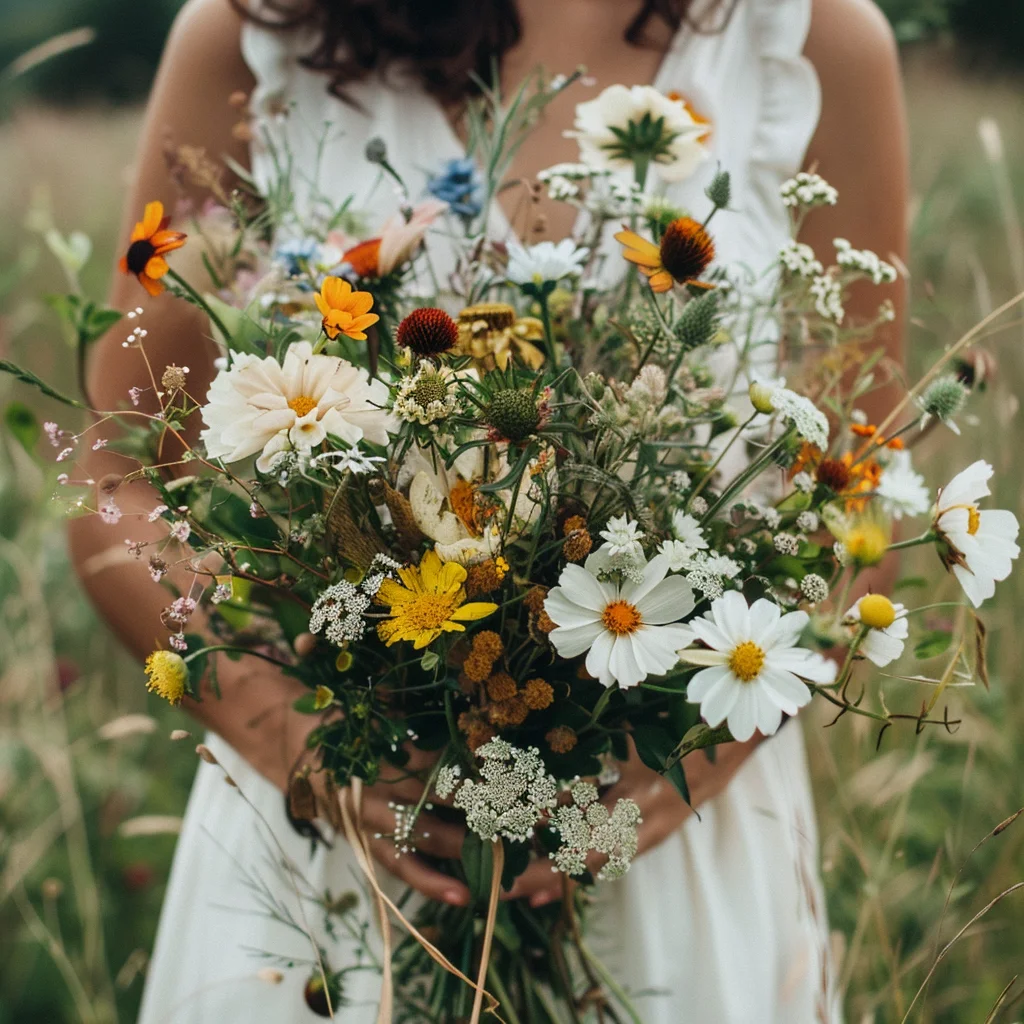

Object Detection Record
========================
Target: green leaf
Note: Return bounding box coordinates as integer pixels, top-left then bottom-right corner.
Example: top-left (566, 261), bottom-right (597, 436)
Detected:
top-left (4, 402), bottom-right (40, 455)
top-left (0, 359), bottom-right (84, 408)
top-left (895, 576), bottom-right (929, 591)
top-left (81, 305), bottom-right (123, 344)
top-left (915, 630), bottom-right (953, 660)
top-left (461, 831), bottom-right (495, 907)
top-left (632, 722), bottom-right (690, 805)
top-left (292, 693), bottom-right (320, 714)
top-left (500, 838), bottom-right (531, 892)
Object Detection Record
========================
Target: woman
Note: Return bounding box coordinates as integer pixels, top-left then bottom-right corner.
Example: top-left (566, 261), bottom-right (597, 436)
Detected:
top-left (70, 0), bottom-right (907, 1019)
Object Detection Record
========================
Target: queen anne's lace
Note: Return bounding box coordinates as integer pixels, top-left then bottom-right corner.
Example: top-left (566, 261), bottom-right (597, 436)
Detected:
top-left (770, 387), bottom-right (830, 451)
top-left (549, 779), bottom-right (642, 880)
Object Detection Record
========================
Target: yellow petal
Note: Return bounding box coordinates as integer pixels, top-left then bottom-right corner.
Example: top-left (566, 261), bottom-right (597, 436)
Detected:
top-left (314, 293), bottom-right (330, 317)
top-left (450, 601), bottom-right (499, 622)
top-left (648, 270), bottom-right (674, 293)
top-left (348, 291), bottom-right (375, 316)
top-left (418, 549), bottom-right (443, 589)
top-left (140, 201), bottom-right (164, 238)
top-left (413, 628), bottom-right (444, 649)
top-left (376, 578), bottom-right (413, 606)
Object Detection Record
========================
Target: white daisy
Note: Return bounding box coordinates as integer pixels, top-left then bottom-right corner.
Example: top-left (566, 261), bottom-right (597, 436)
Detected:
top-left (680, 591), bottom-right (836, 741)
top-left (671, 511), bottom-right (708, 551)
top-left (545, 552), bottom-right (695, 689)
top-left (200, 341), bottom-right (392, 472)
top-left (877, 450), bottom-right (930, 520)
top-left (845, 595), bottom-right (909, 667)
top-left (598, 514), bottom-right (645, 562)
top-left (933, 460), bottom-right (1020, 607)
top-left (505, 239), bottom-right (589, 287)
top-left (568, 84), bottom-right (709, 183)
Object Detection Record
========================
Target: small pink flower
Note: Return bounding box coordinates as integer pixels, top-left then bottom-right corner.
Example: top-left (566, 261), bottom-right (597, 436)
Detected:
top-left (377, 199), bottom-right (447, 276)
top-left (44, 421), bottom-right (61, 447)
top-left (92, 438), bottom-right (109, 451)
top-left (148, 556), bottom-right (168, 582)
top-left (57, 473), bottom-right (69, 485)
top-left (99, 500), bottom-right (122, 525)
top-left (129, 387), bottom-right (143, 406)
top-left (168, 633), bottom-right (188, 652)
top-left (56, 447), bottom-right (74, 463)
top-left (168, 520), bottom-right (191, 543)
top-left (148, 504), bottom-right (169, 522)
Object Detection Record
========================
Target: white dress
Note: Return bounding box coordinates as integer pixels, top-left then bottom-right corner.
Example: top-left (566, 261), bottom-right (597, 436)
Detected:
top-left (139, 2), bottom-right (839, 1021)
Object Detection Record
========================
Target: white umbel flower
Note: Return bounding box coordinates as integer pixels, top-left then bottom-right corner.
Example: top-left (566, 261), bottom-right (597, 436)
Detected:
top-left (506, 239), bottom-right (589, 287)
top-left (568, 84), bottom-right (709, 183)
top-left (545, 552), bottom-right (695, 689)
top-left (877, 450), bottom-right (930, 520)
top-left (680, 591), bottom-right (836, 741)
top-left (200, 341), bottom-right (392, 471)
top-left (934, 460), bottom-right (1020, 607)
top-left (770, 387), bottom-right (830, 450)
top-left (845, 597), bottom-right (909, 667)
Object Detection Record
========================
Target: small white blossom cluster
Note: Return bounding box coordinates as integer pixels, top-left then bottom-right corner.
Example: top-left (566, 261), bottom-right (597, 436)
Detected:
top-left (599, 514), bottom-right (645, 563)
top-left (796, 510), bottom-right (819, 533)
top-left (435, 740), bottom-right (559, 843)
top-left (800, 573), bottom-right (829, 604)
top-left (548, 779), bottom-right (642, 881)
top-left (793, 471), bottom-right (814, 493)
top-left (312, 446), bottom-right (386, 475)
top-left (538, 163), bottom-right (599, 202)
top-left (780, 172), bottom-right (838, 209)
top-left (309, 555), bottom-right (400, 646)
top-left (770, 387), bottom-right (830, 451)
top-left (810, 272), bottom-right (845, 324)
top-left (834, 238), bottom-right (897, 286)
top-left (773, 533), bottom-right (800, 555)
top-left (778, 239), bottom-right (823, 278)
top-left (674, 550), bottom-right (742, 600)
top-left (393, 363), bottom-right (459, 426)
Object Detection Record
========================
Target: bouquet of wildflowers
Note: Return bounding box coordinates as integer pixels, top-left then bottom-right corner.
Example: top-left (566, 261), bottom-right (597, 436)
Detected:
top-left (7, 73), bottom-right (1019, 1022)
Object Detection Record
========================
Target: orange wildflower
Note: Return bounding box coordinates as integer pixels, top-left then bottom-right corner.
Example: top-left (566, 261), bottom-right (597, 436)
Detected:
top-left (119, 201), bottom-right (187, 297)
top-left (314, 276), bottom-right (380, 341)
top-left (614, 216), bottom-right (715, 293)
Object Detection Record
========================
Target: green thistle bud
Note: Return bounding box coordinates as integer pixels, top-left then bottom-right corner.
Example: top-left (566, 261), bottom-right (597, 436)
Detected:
top-left (486, 388), bottom-right (541, 443)
top-left (673, 291), bottom-right (720, 352)
top-left (583, 372), bottom-right (606, 401)
top-left (921, 375), bottom-right (967, 422)
top-left (365, 137), bottom-right (388, 165)
top-left (705, 169), bottom-right (731, 210)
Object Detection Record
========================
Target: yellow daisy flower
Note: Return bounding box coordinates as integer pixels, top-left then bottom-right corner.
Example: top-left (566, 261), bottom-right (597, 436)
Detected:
top-left (376, 549), bottom-right (498, 649)
top-left (314, 276), bottom-right (380, 341)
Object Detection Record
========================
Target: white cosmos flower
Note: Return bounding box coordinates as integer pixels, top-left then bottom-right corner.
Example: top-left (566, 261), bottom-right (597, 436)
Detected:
top-left (934, 460), bottom-right (1020, 607)
top-left (200, 341), bottom-right (392, 472)
top-left (568, 84), bottom-right (709, 183)
top-left (845, 597), bottom-right (909, 667)
top-left (877, 450), bottom-right (930, 520)
top-left (506, 239), bottom-right (590, 287)
top-left (544, 552), bottom-right (695, 689)
top-left (680, 591), bottom-right (836, 741)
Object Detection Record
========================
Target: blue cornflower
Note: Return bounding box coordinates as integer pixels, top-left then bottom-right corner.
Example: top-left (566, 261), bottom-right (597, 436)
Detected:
top-left (274, 237), bottom-right (319, 277)
top-left (427, 157), bottom-right (484, 219)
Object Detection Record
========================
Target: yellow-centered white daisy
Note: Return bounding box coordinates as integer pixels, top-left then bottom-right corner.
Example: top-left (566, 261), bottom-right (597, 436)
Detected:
top-left (845, 594), bottom-right (908, 667)
top-left (544, 551), bottom-right (695, 689)
top-left (680, 591), bottom-right (836, 741)
top-left (200, 341), bottom-right (392, 472)
top-left (933, 460), bottom-right (1020, 608)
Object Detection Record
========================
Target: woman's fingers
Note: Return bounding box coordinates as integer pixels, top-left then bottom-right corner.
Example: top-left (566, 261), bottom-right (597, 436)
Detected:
top-left (367, 837), bottom-right (469, 906)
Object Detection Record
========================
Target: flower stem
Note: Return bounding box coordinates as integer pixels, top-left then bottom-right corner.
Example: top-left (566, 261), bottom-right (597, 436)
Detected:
top-left (165, 268), bottom-right (233, 346)
top-left (886, 531), bottom-right (937, 552)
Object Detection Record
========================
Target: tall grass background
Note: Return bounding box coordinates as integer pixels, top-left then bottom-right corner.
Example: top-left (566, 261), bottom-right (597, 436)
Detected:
top-left (0, 44), bottom-right (1023, 1024)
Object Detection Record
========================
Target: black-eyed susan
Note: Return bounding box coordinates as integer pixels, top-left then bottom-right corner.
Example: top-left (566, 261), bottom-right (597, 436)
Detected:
top-left (375, 549), bottom-right (498, 649)
top-left (119, 201), bottom-right (187, 297)
top-left (314, 276), bottom-right (380, 341)
top-left (144, 649), bottom-right (188, 705)
top-left (614, 216), bottom-right (715, 293)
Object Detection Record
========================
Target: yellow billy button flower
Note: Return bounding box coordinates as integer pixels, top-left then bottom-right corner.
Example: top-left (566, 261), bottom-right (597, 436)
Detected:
top-left (375, 549), bottom-right (498, 649)
top-left (314, 276), bottom-right (380, 341)
top-left (857, 594), bottom-right (896, 630)
top-left (144, 650), bottom-right (188, 706)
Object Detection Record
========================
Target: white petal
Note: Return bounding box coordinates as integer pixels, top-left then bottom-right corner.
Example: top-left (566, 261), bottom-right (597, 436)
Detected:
top-left (861, 630), bottom-right (904, 668)
top-left (608, 635), bottom-right (645, 688)
top-left (952, 564), bottom-right (993, 608)
top-left (726, 686), bottom-right (758, 742)
top-left (697, 672), bottom-right (742, 727)
top-left (586, 629), bottom-right (617, 687)
top-left (771, 609), bottom-right (810, 650)
top-left (753, 689), bottom-right (784, 736)
top-left (938, 460), bottom-right (992, 510)
top-left (544, 589), bottom-right (602, 629)
top-left (746, 598), bottom-right (782, 646)
top-left (555, 563), bottom-right (615, 612)
top-left (687, 664), bottom-right (731, 702)
top-left (633, 575), bottom-right (695, 625)
top-left (549, 620), bottom-right (605, 659)
top-left (712, 591), bottom-right (750, 646)
top-left (689, 616), bottom-right (735, 654)
top-left (757, 667), bottom-right (812, 714)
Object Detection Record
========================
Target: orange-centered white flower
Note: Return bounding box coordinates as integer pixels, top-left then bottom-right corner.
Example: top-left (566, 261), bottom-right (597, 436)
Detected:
top-left (933, 460), bottom-right (1020, 607)
top-left (680, 591), bottom-right (836, 741)
top-left (544, 551), bottom-right (695, 689)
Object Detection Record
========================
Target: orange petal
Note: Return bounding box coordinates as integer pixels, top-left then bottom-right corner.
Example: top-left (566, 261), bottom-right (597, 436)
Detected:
top-left (348, 313), bottom-right (380, 333)
top-left (118, 255), bottom-right (129, 274)
top-left (685, 279), bottom-right (716, 291)
top-left (145, 255), bottom-right (169, 279)
top-left (620, 247), bottom-right (663, 271)
top-left (314, 293), bottom-right (330, 317)
top-left (322, 276), bottom-right (349, 309)
top-left (140, 201), bottom-right (164, 239)
top-left (347, 290), bottom-right (375, 316)
top-left (648, 270), bottom-right (674, 293)
top-left (139, 273), bottom-right (165, 297)
top-left (151, 230), bottom-right (187, 253)
top-left (343, 329), bottom-right (368, 341)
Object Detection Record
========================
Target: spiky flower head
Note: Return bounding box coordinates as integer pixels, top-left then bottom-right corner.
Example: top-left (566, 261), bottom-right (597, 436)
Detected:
top-left (396, 307), bottom-right (459, 356)
top-left (144, 650), bottom-right (188, 706)
top-left (660, 216), bottom-right (715, 285)
top-left (486, 387), bottom-right (542, 443)
top-left (704, 169), bottom-right (731, 210)
top-left (673, 290), bottom-right (720, 352)
top-left (920, 375), bottom-right (967, 423)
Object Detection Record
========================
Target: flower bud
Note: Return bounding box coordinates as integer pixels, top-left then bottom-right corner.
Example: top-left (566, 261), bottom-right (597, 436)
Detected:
top-left (748, 380), bottom-right (775, 414)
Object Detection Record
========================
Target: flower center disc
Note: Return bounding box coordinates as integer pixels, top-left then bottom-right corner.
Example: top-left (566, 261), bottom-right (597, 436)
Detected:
top-left (125, 239), bottom-right (156, 275)
top-left (967, 505), bottom-right (981, 535)
top-left (406, 593), bottom-right (458, 631)
top-left (728, 640), bottom-right (766, 683)
top-left (601, 600), bottom-right (642, 636)
top-left (288, 394), bottom-right (318, 417)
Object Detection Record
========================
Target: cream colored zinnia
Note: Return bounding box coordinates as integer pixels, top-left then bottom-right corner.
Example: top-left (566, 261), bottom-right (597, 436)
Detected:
top-left (200, 340), bottom-right (392, 471)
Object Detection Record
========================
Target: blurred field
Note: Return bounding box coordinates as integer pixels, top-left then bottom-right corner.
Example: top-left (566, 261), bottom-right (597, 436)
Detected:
top-left (2, 46), bottom-right (1024, 1024)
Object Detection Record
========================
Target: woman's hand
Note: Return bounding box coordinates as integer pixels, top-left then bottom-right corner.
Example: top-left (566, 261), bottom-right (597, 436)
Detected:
top-left (502, 735), bottom-right (762, 907)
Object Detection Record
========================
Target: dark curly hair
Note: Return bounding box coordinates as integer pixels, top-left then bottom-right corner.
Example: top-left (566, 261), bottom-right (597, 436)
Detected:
top-left (231, 0), bottom-right (735, 106)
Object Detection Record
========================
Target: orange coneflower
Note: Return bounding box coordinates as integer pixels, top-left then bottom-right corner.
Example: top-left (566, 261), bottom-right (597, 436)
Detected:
top-left (314, 276), bottom-right (380, 341)
top-left (614, 216), bottom-right (715, 293)
top-left (119, 201), bottom-right (187, 297)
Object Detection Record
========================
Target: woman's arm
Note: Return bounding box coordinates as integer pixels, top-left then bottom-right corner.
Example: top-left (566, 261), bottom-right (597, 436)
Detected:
top-left (504, 0), bottom-right (910, 906)
top-left (67, 0), bottom-right (471, 904)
